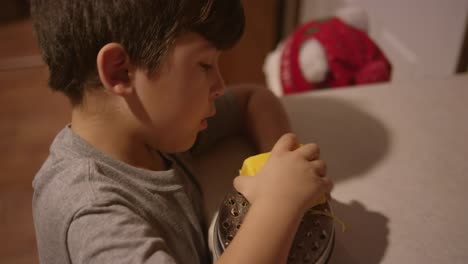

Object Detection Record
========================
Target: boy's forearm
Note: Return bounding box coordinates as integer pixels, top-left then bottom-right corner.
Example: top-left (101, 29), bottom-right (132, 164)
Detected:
top-left (216, 199), bottom-right (302, 264)
top-left (218, 86), bottom-right (298, 263)
top-left (233, 86), bottom-right (291, 153)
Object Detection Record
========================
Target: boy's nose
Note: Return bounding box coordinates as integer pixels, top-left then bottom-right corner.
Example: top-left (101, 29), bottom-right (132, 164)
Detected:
top-left (211, 68), bottom-right (225, 98)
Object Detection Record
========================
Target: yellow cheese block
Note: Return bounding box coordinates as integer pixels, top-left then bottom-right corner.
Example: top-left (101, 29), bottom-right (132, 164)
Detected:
top-left (239, 151), bottom-right (327, 205)
top-left (239, 152), bottom-right (270, 176)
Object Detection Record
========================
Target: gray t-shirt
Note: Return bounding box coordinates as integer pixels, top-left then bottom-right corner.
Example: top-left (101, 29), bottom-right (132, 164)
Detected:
top-left (32, 92), bottom-right (240, 264)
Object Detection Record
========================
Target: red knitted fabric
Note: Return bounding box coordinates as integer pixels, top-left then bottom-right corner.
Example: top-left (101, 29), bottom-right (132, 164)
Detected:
top-left (280, 18), bottom-right (391, 95)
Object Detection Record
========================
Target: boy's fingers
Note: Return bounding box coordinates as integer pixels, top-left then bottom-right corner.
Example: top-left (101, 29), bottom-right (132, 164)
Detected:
top-left (297, 143), bottom-right (320, 161)
top-left (272, 133), bottom-right (298, 153)
top-left (310, 159), bottom-right (327, 176)
top-left (233, 176), bottom-right (255, 202)
top-left (320, 176), bottom-right (334, 194)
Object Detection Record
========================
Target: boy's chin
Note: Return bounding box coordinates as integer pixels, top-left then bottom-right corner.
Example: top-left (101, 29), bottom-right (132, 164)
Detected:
top-left (172, 144), bottom-right (194, 153)
top-left (161, 136), bottom-right (197, 154)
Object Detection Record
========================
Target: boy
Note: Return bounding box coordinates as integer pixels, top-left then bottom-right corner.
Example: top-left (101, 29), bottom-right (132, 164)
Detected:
top-left (31, 0), bottom-right (333, 263)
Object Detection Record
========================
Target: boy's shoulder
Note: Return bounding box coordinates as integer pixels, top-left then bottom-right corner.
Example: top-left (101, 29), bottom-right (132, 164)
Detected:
top-left (32, 134), bottom-right (104, 220)
top-left (32, 127), bottom-right (125, 219)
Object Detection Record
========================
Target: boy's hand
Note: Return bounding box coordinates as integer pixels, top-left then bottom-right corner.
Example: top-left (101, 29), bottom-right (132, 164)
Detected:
top-left (233, 133), bottom-right (333, 213)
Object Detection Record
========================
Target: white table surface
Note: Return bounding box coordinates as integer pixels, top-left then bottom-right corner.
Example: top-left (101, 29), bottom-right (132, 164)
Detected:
top-left (193, 74), bottom-right (468, 264)
top-left (284, 75), bottom-right (468, 263)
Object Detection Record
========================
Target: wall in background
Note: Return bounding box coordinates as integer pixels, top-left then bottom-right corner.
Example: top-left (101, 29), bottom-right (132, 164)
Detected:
top-left (219, 0), bottom-right (278, 85)
top-left (300, 0), bottom-right (468, 82)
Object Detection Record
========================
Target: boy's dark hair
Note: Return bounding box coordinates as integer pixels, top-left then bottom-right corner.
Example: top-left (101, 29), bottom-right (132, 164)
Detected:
top-left (30, 0), bottom-right (245, 105)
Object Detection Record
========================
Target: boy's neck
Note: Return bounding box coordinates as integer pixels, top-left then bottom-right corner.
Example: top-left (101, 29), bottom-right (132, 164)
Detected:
top-left (70, 106), bottom-right (167, 171)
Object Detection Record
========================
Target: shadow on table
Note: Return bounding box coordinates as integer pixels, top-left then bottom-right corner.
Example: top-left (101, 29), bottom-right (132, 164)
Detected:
top-left (282, 95), bottom-right (391, 262)
top-left (329, 199), bottom-right (390, 264)
top-left (283, 96), bottom-right (391, 183)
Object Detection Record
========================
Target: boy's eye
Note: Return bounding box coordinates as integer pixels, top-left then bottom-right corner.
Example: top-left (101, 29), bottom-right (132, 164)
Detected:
top-left (199, 62), bottom-right (214, 72)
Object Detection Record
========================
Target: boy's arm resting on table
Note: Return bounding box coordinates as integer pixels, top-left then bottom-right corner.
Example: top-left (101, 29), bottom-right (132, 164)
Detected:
top-left (230, 84), bottom-right (292, 152)
top-left (67, 204), bottom-right (177, 264)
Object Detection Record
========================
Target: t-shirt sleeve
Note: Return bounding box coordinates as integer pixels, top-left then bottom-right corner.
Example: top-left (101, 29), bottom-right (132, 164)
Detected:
top-left (190, 89), bottom-right (242, 155)
top-left (67, 203), bottom-right (177, 264)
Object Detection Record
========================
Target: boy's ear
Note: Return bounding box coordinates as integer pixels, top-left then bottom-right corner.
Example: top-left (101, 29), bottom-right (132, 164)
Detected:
top-left (96, 43), bottom-right (134, 96)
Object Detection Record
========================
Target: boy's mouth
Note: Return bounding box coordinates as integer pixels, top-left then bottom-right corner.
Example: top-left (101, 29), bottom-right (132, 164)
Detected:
top-left (207, 108), bottom-right (216, 118)
top-left (199, 119), bottom-right (208, 130)
top-left (199, 107), bottom-right (216, 130)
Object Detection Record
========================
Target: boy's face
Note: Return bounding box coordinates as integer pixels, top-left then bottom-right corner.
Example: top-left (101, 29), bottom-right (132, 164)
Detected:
top-left (133, 33), bottom-right (224, 153)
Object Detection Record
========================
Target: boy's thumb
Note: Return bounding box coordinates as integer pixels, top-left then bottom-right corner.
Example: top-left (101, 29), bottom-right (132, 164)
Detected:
top-left (272, 133), bottom-right (299, 153)
top-left (233, 175), bottom-right (255, 203)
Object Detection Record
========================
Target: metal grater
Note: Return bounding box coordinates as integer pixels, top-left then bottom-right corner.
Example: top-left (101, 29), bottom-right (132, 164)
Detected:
top-left (213, 190), bottom-right (335, 263)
